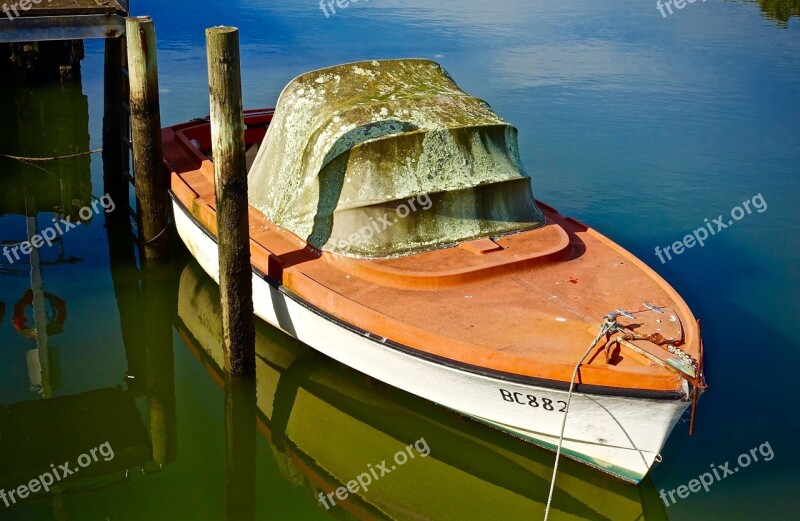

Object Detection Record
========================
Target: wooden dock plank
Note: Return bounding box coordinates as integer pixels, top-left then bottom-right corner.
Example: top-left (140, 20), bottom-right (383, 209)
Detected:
top-left (18, 0), bottom-right (126, 18)
top-left (0, 0), bottom-right (128, 43)
top-left (0, 15), bottom-right (127, 42)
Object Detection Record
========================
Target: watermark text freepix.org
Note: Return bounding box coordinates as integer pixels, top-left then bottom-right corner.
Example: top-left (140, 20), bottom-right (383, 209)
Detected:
top-left (656, 0), bottom-right (707, 19)
top-left (335, 193), bottom-right (432, 251)
top-left (318, 437), bottom-right (430, 510)
top-left (654, 193), bottom-right (766, 264)
top-left (3, 0), bottom-right (54, 21)
top-left (660, 441), bottom-right (774, 507)
top-left (1, 442), bottom-right (115, 508)
top-left (319, 0), bottom-right (369, 18)
top-left (2, 193), bottom-right (116, 265)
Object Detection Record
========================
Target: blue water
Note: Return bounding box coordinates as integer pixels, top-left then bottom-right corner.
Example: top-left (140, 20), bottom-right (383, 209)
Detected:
top-left (1, 0), bottom-right (798, 519)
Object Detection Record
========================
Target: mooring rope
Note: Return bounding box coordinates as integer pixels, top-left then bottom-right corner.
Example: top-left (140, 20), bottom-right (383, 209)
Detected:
top-left (543, 314), bottom-right (620, 521)
top-left (3, 147), bottom-right (170, 246)
top-left (139, 225), bottom-right (169, 246)
top-left (0, 150), bottom-right (108, 205)
top-left (0, 148), bottom-right (102, 162)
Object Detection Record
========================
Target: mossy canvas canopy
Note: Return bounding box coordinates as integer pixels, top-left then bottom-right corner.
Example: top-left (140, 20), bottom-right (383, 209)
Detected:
top-left (248, 59), bottom-right (544, 257)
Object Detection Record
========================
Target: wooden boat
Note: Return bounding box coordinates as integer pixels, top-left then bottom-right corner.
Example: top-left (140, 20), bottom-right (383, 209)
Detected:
top-left (176, 259), bottom-right (671, 519)
top-left (162, 59), bottom-right (707, 483)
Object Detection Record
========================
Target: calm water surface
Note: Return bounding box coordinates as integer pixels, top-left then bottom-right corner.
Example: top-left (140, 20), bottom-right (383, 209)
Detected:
top-left (1, 1), bottom-right (798, 519)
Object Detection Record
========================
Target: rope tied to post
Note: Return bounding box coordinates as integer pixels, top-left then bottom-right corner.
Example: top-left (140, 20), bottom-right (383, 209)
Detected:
top-left (0, 149), bottom-right (102, 162)
top-left (138, 225), bottom-right (169, 246)
top-left (0, 150), bottom-right (111, 206)
top-left (542, 313), bottom-right (622, 521)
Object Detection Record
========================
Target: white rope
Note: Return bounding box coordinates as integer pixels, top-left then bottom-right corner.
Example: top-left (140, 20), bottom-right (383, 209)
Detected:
top-left (543, 315), bottom-right (618, 521)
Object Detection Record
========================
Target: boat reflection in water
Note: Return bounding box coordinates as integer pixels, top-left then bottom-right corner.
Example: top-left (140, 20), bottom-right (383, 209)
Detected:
top-left (177, 261), bottom-right (670, 521)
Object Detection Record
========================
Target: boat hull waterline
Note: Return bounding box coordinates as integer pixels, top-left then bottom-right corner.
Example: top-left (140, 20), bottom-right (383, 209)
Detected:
top-left (172, 196), bottom-right (690, 483)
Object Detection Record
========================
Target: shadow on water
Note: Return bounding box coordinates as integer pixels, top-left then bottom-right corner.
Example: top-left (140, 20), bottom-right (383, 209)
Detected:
top-left (177, 259), bottom-right (670, 521)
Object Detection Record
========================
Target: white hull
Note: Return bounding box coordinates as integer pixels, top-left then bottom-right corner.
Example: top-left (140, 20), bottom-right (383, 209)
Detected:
top-left (173, 197), bottom-right (690, 483)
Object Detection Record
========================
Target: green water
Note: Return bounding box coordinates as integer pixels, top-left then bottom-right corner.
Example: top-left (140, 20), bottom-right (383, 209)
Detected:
top-left (1, 0), bottom-right (798, 519)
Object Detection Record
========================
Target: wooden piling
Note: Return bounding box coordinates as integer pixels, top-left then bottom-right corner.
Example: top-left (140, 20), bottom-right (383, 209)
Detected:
top-left (103, 36), bottom-right (127, 204)
top-left (206, 26), bottom-right (255, 376)
top-left (126, 17), bottom-right (169, 259)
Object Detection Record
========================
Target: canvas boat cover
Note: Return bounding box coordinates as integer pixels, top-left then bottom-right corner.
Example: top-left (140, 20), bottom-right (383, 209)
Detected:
top-left (248, 59), bottom-right (544, 257)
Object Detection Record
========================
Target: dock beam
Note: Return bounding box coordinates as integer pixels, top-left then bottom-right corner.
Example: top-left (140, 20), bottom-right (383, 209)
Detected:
top-left (206, 26), bottom-right (256, 377)
top-left (0, 1), bottom-right (129, 80)
top-left (0, 2), bottom-right (128, 44)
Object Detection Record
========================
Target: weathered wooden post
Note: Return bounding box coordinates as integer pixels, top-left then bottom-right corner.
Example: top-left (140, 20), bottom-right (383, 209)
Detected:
top-left (126, 17), bottom-right (169, 259)
top-left (103, 35), bottom-right (128, 206)
top-left (206, 26), bottom-right (256, 376)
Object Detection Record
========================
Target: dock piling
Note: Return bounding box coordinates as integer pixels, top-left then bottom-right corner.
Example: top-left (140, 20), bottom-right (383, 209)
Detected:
top-left (205, 26), bottom-right (256, 376)
top-left (103, 35), bottom-right (128, 204)
top-left (126, 17), bottom-right (169, 259)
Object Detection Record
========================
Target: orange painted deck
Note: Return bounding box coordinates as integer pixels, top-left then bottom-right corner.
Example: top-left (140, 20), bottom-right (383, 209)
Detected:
top-left (162, 112), bottom-right (702, 395)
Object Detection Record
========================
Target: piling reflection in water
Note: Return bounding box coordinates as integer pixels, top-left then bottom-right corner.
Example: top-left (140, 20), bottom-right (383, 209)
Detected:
top-left (102, 105), bottom-right (179, 468)
top-left (140, 258), bottom-right (179, 467)
top-left (225, 374), bottom-right (257, 521)
top-left (0, 77), bottom-right (92, 221)
top-left (177, 260), bottom-right (670, 521)
top-left (0, 69), bottom-right (179, 518)
top-left (0, 75), bottom-right (90, 401)
top-left (0, 73), bottom-right (154, 519)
